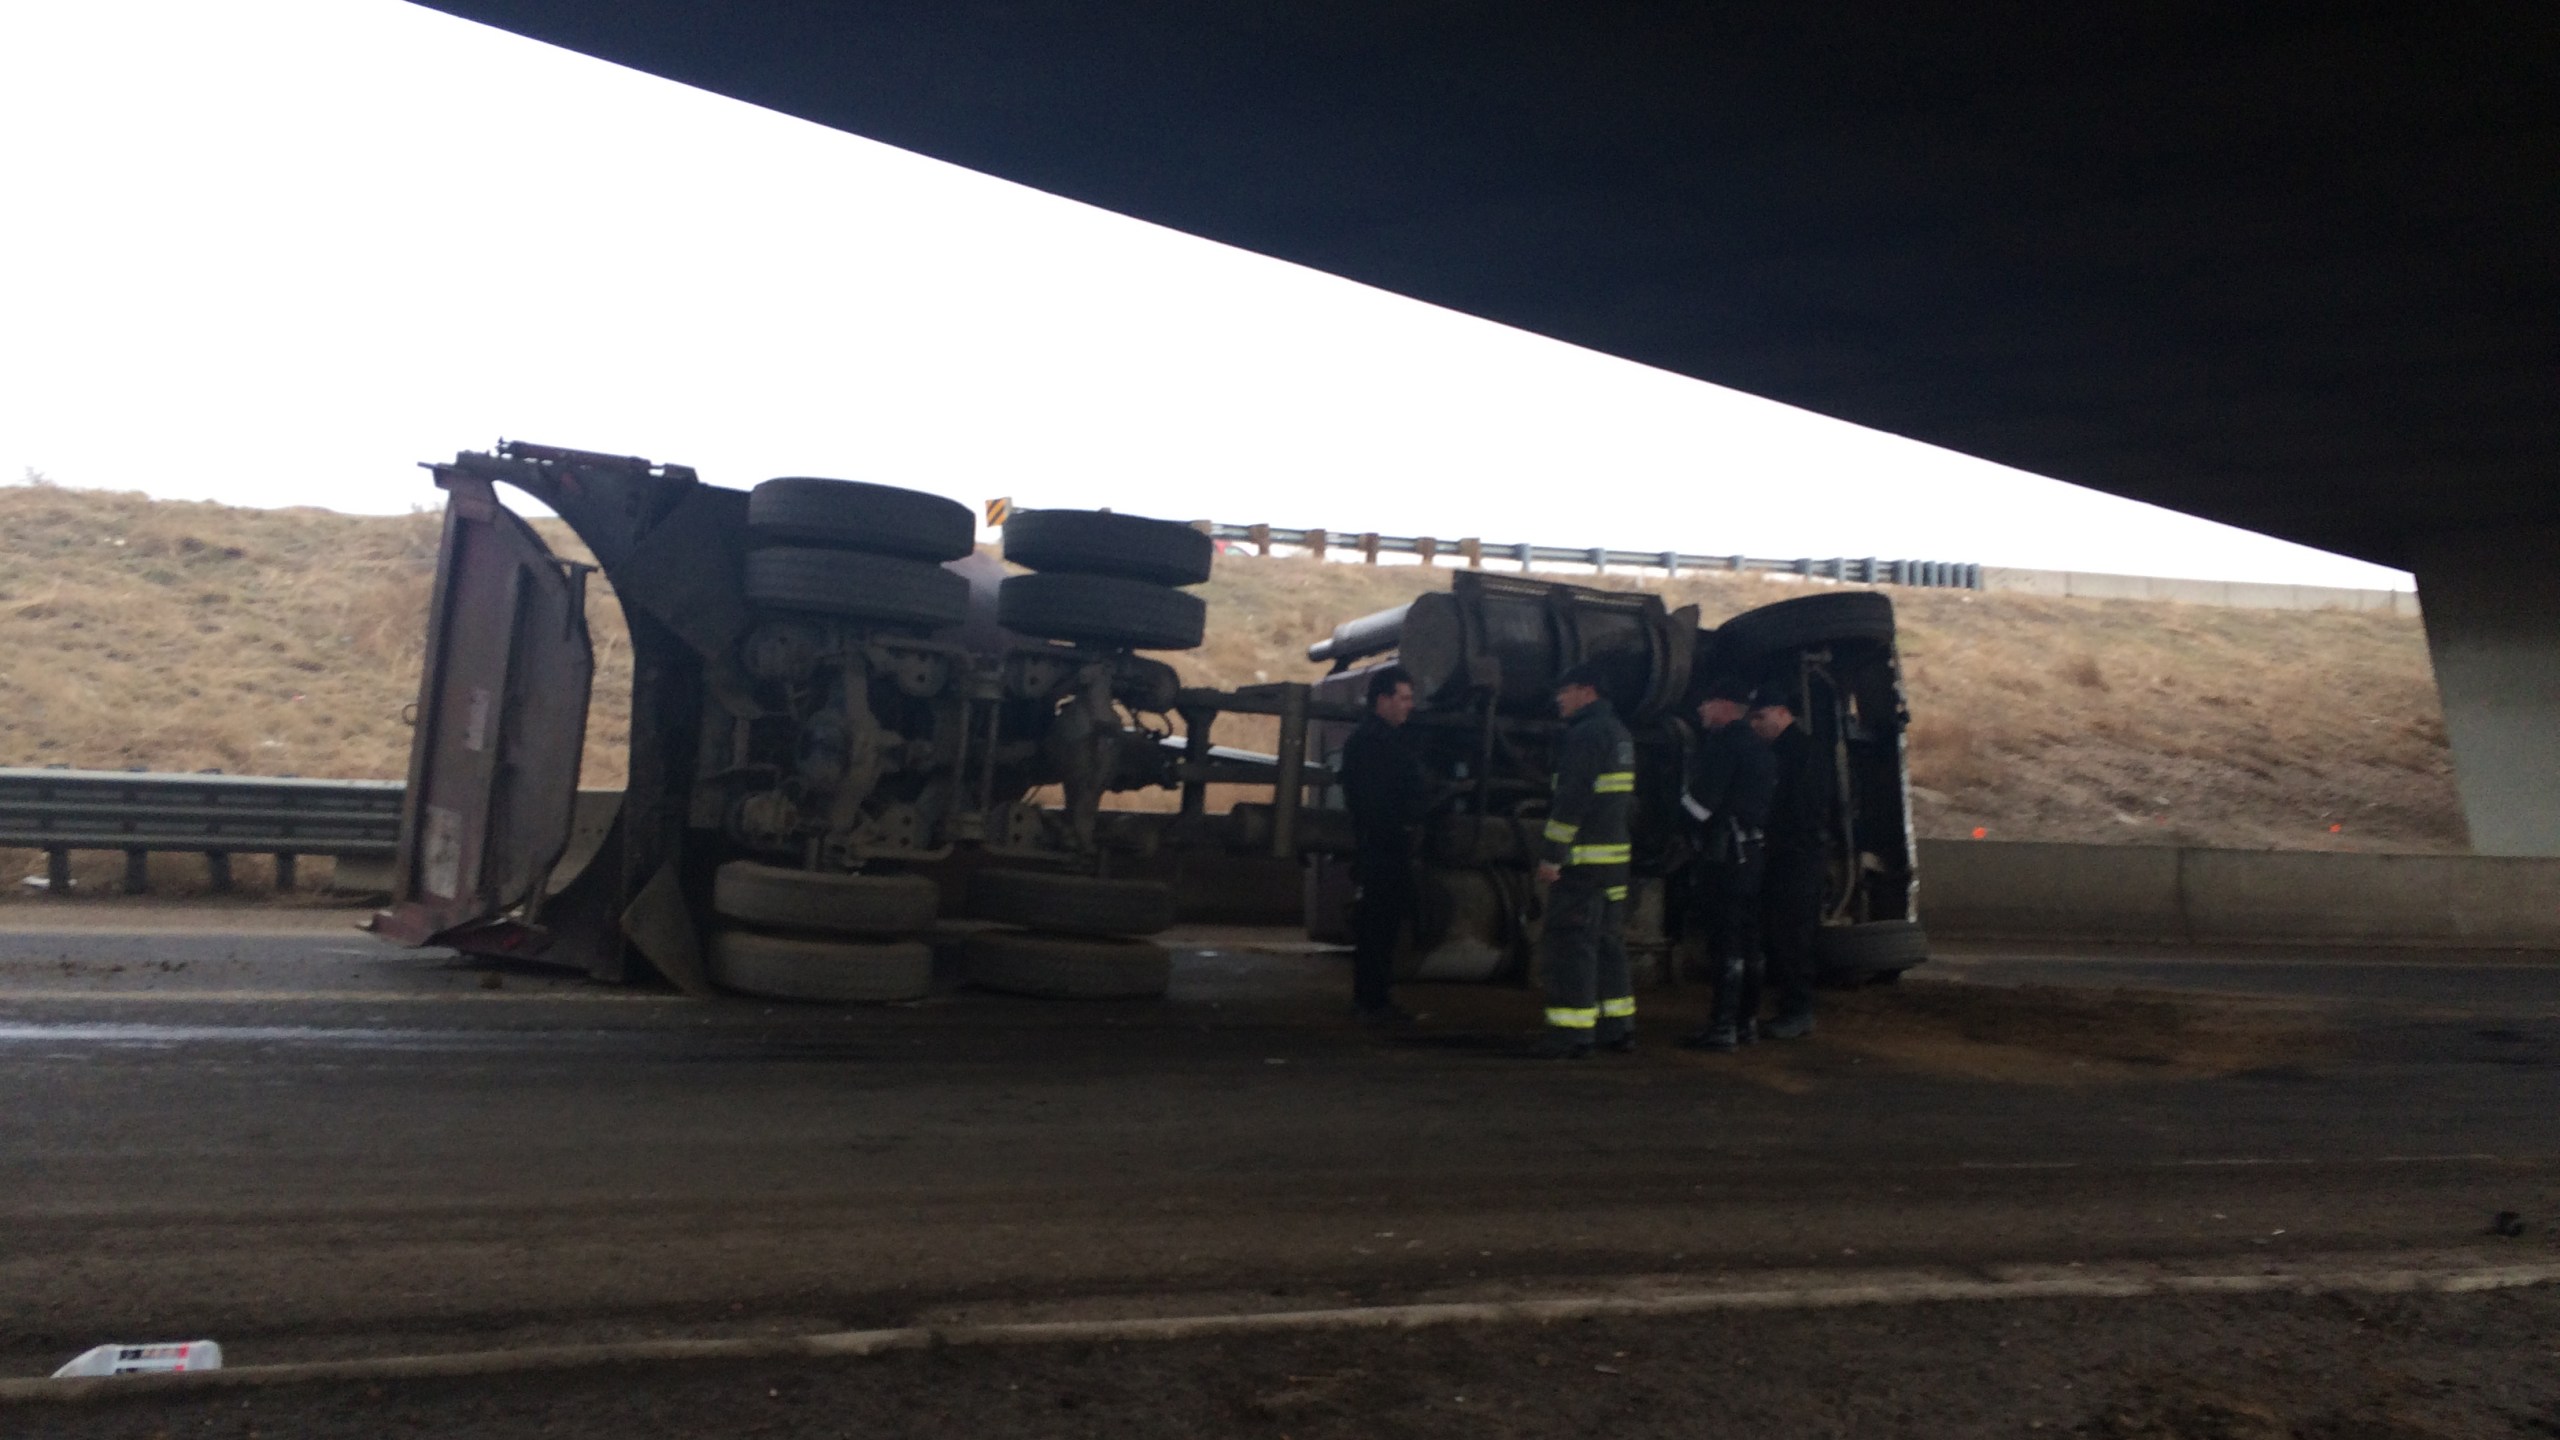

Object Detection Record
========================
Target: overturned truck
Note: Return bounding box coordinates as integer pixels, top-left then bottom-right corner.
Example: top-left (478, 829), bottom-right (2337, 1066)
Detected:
top-left (371, 441), bottom-right (1925, 999)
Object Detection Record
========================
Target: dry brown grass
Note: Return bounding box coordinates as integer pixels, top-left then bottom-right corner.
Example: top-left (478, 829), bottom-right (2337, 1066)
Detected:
top-left (0, 484), bottom-right (633, 786)
top-left (0, 487), bottom-right (2464, 899)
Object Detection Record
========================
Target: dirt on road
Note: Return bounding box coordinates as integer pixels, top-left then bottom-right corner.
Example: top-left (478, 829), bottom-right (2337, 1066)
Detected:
top-left (16, 1285), bottom-right (2559, 1439)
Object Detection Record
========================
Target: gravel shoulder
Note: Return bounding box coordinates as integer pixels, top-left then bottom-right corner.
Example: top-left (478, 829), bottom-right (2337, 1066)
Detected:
top-left (16, 1286), bottom-right (2560, 1439)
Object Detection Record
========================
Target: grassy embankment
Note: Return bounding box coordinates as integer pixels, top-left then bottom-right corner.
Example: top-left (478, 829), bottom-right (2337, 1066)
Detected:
top-left (0, 483), bottom-right (2460, 894)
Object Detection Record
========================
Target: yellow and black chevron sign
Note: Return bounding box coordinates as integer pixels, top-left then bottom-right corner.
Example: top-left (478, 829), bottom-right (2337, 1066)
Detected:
top-left (984, 497), bottom-right (1011, 529)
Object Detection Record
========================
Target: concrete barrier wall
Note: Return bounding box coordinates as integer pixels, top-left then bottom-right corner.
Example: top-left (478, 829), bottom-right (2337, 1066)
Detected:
top-left (1979, 567), bottom-right (2419, 616)
top-left (341, 801), bottom-right (2548, 948)
top-left (1918, 839), bottom-right (2560, 949)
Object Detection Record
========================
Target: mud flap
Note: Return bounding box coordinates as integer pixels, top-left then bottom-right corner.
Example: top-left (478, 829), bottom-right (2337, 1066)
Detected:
top-left (621, 859), bottom-right (712, 997)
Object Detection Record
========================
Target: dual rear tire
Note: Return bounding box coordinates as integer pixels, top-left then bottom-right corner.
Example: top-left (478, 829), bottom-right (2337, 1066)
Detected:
top-left (743, 476), bottom-right (975, 633)
top-left (962, 868), bottom-right (1175, 999)
top-left (702, 862), bottom-right (1179, 1004)
top-left (706, 861), bottom-right (939, 1003)
top-left (997, 508), bottom-right (1212, 652)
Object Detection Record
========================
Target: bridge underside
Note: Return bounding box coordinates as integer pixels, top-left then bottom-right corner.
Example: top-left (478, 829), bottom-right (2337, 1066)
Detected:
top-left (409, 1), bottom-right (2559, 850)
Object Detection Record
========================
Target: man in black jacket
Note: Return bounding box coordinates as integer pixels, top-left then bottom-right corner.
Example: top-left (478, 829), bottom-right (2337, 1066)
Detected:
top-left (1339, 665), bottom-right (1431, 1025)
top-left (1529, 663), bottom-right (1639, 1059)
top-left (1751, 679), bottom-right (1827, 1039)
top-left (1677, 675), bottom-right (1777, 1052)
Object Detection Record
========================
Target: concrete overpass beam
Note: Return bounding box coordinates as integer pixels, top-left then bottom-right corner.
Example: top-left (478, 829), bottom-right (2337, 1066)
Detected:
top-left (2417, 526), bottom-right (2560, 856)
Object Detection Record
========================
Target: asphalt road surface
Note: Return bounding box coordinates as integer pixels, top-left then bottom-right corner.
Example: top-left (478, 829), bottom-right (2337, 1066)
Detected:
top-left (5, 909), bottom-right (2559, 1436)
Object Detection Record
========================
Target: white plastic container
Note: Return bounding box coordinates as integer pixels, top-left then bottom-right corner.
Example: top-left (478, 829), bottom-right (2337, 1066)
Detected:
top-left (52, 1341), bottom-right (222, 1378)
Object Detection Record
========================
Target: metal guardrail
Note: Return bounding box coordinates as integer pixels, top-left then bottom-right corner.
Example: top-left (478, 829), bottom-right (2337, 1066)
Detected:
top-left (0, 767), bottom-right (404, 894)
top-left (1197, 523), bottom-right (1983, 590)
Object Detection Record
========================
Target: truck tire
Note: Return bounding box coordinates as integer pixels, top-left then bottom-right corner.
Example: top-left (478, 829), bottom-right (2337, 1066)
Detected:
top-left (962, 931), bottom-right (1172, 999)
top-left (1002, 509), bottom-right (1215, 587)
top-left (1718, 592), bottom-right (1897, 655)
top-left (967, 869), bottom-right (1174, 937)
top-left (712, 862), bottom-right (939, 937)
top-left (748, 477), bottom-right (975, 562)
top-left (995, 572), bottom-right (1206, 651)
top-left (1812, 919), bottom-right (1929, 986)
top-left (708, 929), bottom-right (935, 1002)
top-left (746, 547), bottom-right (970, 629)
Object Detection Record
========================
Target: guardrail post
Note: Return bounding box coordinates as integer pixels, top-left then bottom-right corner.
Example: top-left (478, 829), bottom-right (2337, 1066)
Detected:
top-left (206, 853), bottom-right (233, 893)
top-left (1587, 546), bottom-right (1607, 576)
top-left (1416, 536), bottom-right (1438, 567)
top-left (1306, 527), bottom-right (1327, 561)
top-left (124, 849), bottom-right (148, 895)
top-left (1514, 542), bottom-right (1534, 570)
top-left (1247, 523), bottom-right (1272, 557)
top-left (1358, 532), bottom-right (1380, 565)
top-left (275, 852), bottom-right (298, 893)
top-left (1459, 537), bottom-right (1482, 569)
top-left (45, 848), bottom-right (70, 896)
top-left (1659, 550), bottom-right (1680, 578)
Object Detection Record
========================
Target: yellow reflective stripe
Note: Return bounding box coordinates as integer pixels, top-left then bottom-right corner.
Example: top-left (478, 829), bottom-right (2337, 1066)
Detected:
top-left (1592, 770), bottom-right (1636, 794)
top-left (1545, 1007), bottom-right (1598, 1029)
top-left (1600, 996), bottom-right (1637, 1019)
top-left (1542, 819), bottom-right (1580, 843)
top-left (1569, 843), bottom-right (1632, 865)
top-left (1604, 885), bottom-right (1629, 902)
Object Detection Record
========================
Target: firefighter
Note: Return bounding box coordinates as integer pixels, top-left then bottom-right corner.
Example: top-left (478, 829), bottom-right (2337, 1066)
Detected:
top-left (1529, 662), bottom-right (1638, 1059)
top-left (1676, 674), bottom-right (1777, 1052)
top-left (1750, 679), bottom-right (1825, 1039)
top-left (1338, 664), bottom-right (1431, 1026)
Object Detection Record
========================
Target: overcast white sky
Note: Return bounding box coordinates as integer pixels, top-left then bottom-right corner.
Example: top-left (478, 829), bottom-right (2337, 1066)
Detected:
top-left (0, 0), bottom-right (2409, 588)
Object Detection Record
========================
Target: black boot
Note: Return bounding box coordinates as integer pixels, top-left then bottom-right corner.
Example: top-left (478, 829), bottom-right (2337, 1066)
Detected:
top-left (1684, 954), bottom-right (1750, 1053)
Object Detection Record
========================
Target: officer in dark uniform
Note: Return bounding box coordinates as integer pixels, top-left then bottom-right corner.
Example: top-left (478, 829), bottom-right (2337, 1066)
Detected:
top-left (1676, 675), bottom-right (1777, 1052)
top-left (1529, 662), bottom-right (1639, 1059)
top-left (1338, 664), bottom-right (1431, 1026)
top-left (1751, 679), bottom-right (1826, 1039)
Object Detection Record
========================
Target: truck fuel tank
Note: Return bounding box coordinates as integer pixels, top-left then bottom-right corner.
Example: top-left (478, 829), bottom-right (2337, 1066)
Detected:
top-left (1306, 571), bottom-right (1695, 719)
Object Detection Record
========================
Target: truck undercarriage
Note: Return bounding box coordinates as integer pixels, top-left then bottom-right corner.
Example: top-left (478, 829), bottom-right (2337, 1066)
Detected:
top-left (371, 441), bottom-right (1925, 999)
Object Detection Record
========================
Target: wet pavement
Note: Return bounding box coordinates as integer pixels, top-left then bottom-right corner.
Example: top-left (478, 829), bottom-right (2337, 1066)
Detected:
top-left (2, 909), bottom-right (2557, 1432)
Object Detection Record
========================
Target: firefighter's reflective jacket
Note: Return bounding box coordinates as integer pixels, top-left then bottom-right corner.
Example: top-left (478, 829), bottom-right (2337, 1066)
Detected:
top-left (1537, 697), bottom-right (1637, 888)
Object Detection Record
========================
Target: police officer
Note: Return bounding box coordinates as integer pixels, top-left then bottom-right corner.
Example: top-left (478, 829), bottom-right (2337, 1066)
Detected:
top-left (1338, 665), bottom-right (1431, 1026)
top-left (1751, 679), bottom-right (1825, 1039)
top-left (1529, 662), bottom-right (1639, 1059)
top-left (1676, 675), bottom-right (1777, 1052)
